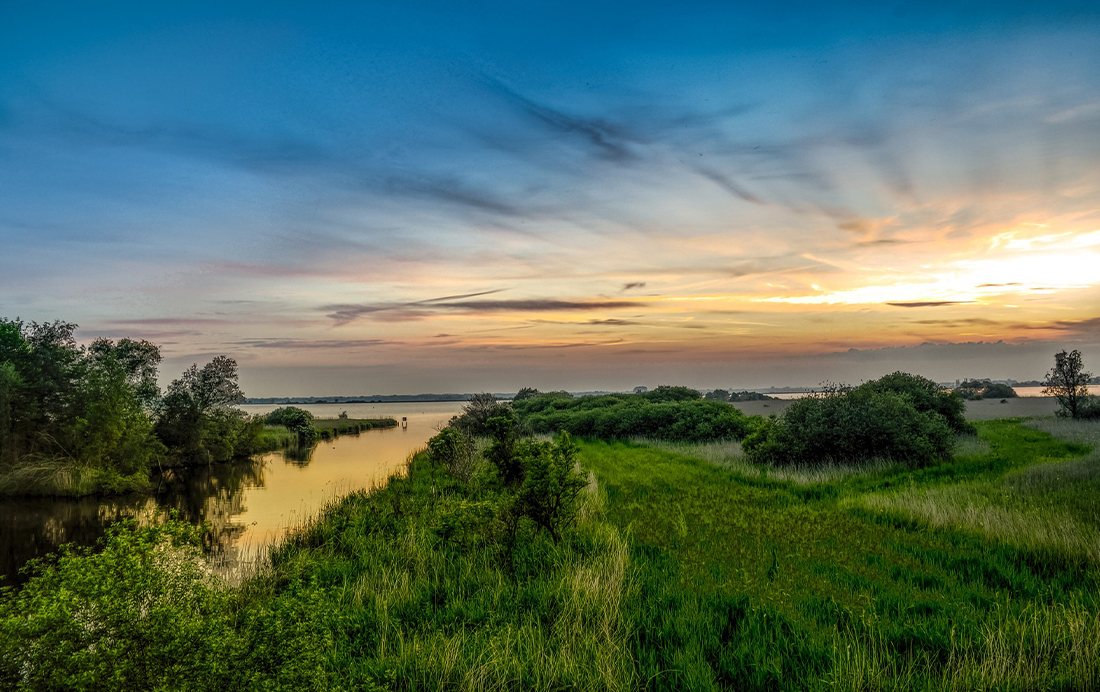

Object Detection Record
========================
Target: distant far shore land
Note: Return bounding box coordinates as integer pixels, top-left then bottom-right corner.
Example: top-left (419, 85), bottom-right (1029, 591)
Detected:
top-left (244, 376), bottom-right (1100, 405)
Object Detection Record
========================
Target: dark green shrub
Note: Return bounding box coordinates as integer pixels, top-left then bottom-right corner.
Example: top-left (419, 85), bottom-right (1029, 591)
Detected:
top-left (514, 392), bottom-right (755, 442)
top-left (743, 384), bottom-right (956, 467)
top-left (513, 432), bottom-right (588, 543)
top-left (427, 425), bottom-right (477, 482)
top-left (856, 371), bottom-right (972, 434)
top-left (449, 393), bottom-right (510, 437)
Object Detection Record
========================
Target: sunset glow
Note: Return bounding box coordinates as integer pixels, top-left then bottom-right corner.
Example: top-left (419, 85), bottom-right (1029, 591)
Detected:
top-left (2, 2), bottom-right (1098, 394)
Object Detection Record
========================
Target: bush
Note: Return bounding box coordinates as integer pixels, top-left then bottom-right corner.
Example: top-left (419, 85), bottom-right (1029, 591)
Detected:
top-left (427, 426), bottom-right (477, 482)
top-left (856, 371), bottom-right (972, 434)
top-left (743, 378), bottom-right (957, 467)
top-left (0, 520), bottom-right (238, 690)
top-left (512, 432), bottom-right (588, 543)
top-left (513, 392), bottom-right (756, 442)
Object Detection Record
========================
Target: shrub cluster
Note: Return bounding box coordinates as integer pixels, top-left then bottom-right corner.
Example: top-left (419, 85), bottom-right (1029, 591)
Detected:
top-left (428, 410), bottom-right (589, 545)
top-left (513, 387), bottom-right (756, 442)
top-left (743, 372), bottom-right (966, 467)
top-left (955, 379), bottom-right (1018, 400)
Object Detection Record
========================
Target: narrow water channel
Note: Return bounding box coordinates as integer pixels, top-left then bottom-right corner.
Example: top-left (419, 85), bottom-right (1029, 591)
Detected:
top-left (1, 401), bottom-right (465, 586)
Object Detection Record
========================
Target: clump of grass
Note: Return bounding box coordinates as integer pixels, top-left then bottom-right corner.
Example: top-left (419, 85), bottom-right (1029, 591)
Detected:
top-left (1026, 417), bottom-right (1100, 447)
top-left (954, 434), bottom-right (992, 457)
top-left (0, 457), bottom-right (150, 497)
top-left (643, 438), bottom-right (907, 485)
top-left (853, 421), bottom-right (1100, 565)
top-left (829, 600), bottom-right (1100, 691)
top-left (857, 483), bottom-right (1100, 564)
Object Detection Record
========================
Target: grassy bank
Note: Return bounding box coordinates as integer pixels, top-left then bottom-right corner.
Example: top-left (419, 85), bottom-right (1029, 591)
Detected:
top-left (0, 459), bottom-right (151, 497)
top-left (258, 417), bottom-right (399, 449)
top-left (3, 418), bottom-right (1099, 689)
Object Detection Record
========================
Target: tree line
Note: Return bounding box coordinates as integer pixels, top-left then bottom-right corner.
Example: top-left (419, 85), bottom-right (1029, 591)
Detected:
top-left (0, 319), bottom-right (263, 495)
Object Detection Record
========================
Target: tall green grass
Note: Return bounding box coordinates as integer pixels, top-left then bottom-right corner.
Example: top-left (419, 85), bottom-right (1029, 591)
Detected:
top-left (4, 418), bottom-right (1099, 690)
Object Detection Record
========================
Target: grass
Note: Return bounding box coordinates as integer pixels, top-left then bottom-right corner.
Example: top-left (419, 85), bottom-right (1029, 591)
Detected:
top-left (258, 417), bottom-right (399, 450)
top-left (3, 417), bottom-right (1099, 689)
top-left (0, 457), bottom-right (151, 497)
top-left (853, 418), bottom-right (1100, 566)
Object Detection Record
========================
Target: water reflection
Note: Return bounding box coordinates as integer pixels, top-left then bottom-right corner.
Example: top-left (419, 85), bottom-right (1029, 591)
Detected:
top-left (1, 401), bottom-right (464, 586)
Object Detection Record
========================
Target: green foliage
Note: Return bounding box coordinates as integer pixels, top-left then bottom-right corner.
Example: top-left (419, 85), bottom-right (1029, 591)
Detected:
top-left (484, 412), bottom-right (523, 485)
top-left (513, 386), bottom-right (540, 401)
top-left (641, 385), bottom-right (701, 402)
top-left (154, 356), bottom-right (254, 465)
top-left (857, 371), bottom-right (972, 434)
top-left (427, 425), bottom-right (477, 482)
top-left (449, 392), bottom-right (510, 436)
top-left (512, 432), bottom-right (588, 543)
top-left (265, 406), bottom-right (316, 444)
top-left (957, 379), bottom-right (1018, 400)
top-left (0, 520), bottom-right (238, 691)
top-left (744, 374), bottom-right (958, 467)
top-left (0, 319), bottom-right (166, 491)
top-left (729, 390), bottom-right (775, 402)
top-left (704, 388), bottom-right (729, 401)
top-left (513, 390), bottom-right (756, 442)
top-left (5, 419), bottom-right (1100, 689)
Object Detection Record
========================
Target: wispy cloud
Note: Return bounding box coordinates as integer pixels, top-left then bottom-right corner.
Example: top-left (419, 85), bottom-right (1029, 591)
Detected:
top-left (888, 301), bottom-right (974, 308)
top-left (324, 292), bottom-right (646, 325)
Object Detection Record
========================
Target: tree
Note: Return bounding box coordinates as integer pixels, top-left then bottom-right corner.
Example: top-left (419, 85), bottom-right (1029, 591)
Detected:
top-left (704, 389), bottom-right (730, 402)
top-left (513, 387), bottom-right (540, 402)
top-left (155, 356), bottom-right (250, 463)
top-left (451, 392), bottom-right (510, 437)
top-left (87, 338), bottom-right (162, 409)
top-left (1044, 350), bottom-right (1092, 419)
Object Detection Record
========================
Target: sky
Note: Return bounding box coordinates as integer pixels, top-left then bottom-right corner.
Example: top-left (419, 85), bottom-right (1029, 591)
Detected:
top-left (2, 1), bottom-right (1099, 396)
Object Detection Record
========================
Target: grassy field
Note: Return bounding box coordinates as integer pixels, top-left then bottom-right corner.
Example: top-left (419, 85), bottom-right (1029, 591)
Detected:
top-left (4, 417), bottom-right (1099, 690)
top-left (588, 418), bottom-right (1100, 689)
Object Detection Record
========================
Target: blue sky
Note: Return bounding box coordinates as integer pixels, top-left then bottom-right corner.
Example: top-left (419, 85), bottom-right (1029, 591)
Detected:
top-left (2, 1), bottom-right (1099, 394)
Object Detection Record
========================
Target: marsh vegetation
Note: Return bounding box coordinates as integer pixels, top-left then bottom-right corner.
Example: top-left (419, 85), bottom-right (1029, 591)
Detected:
top-left (3, 359), bottom-right (1100, 689)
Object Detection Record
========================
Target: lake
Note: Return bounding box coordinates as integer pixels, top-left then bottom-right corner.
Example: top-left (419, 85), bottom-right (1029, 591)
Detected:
top-left (0, 401), bottom-right (466, 586)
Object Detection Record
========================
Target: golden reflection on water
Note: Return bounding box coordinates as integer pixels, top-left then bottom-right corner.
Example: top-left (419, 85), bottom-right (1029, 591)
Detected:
top-left (215, 402), bottom-right (463, 567)
top-left (1, 402), bottom-right (464, 585)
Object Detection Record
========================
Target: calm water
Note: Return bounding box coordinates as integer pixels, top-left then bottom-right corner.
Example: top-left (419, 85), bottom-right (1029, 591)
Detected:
top-left (0, 401), bottom-right (465, 586)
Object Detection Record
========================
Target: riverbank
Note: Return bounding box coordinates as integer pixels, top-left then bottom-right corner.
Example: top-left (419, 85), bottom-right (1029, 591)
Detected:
top-left (0, 416), bottom-right (398, 499)
top-left (4, 415), bottom-right (1098, 689)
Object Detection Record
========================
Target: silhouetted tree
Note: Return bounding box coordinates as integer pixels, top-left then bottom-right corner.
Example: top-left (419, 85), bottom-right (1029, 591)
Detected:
top-left (1044, 350), bottom-right (1092, 419)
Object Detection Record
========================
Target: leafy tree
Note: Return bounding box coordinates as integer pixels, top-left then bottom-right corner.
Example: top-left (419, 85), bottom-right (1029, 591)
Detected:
top-left (450, 392), bottom-right (510, 437)
top-left (704, 389), bottom-right (730, 402)
top-left (155, 357), bottom-right (252, 464)
top-left (513, 386), bottom-right (540, 402)
top-left (87, 337), bottom-right (162, 408)
top-left (1044, 349), bottom-right (1093, 419)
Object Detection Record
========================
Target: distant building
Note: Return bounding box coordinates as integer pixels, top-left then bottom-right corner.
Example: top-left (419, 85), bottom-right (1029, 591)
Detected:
top-left (633, 386), bottom-right (648, 394)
